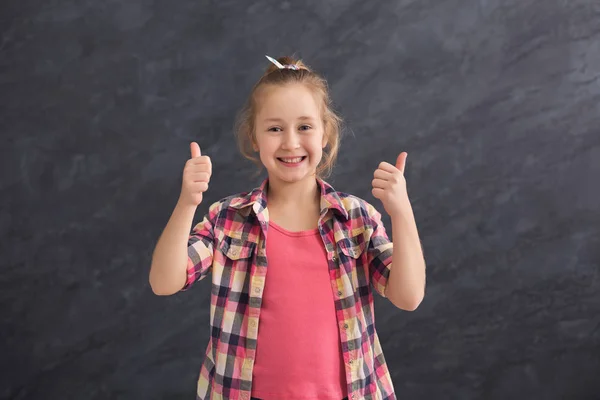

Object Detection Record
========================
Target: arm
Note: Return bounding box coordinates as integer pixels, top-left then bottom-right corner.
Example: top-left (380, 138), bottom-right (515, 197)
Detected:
top-left (149, 199), bottom-right (199, 296)
top-left (150, 141), bottom-right (213, 296)
top-left (371, 152), bottom-right (426, 311)
top-left (385, 202), bottom-right (426, 311)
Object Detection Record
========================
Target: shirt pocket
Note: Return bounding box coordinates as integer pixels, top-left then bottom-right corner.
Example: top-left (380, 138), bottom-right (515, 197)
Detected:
top-left (218, 236), bottom-right (256, 261)
top-left (215, 236), bottom-right (256, 294)
top-left (338, 231), bottom-right (368, 259)
top-left (337, 231), bottom-right (369, 291)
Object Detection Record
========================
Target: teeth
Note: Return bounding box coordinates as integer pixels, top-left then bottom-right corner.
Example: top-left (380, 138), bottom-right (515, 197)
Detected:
top-left (280, 157), bottom-right (303, 163)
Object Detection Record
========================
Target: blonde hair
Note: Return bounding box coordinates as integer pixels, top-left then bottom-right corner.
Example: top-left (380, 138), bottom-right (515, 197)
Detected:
top-left (234, 56), bottom-right (343, 179)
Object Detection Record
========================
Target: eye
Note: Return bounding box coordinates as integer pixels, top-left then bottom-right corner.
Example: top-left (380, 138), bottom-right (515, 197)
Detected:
top-left (299, 125), bottom-right (312, 131)
top-left (268, 127), bottom-right (282, 132)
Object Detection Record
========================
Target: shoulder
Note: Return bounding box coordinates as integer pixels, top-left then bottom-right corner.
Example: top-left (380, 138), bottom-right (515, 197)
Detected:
top-left (320, 179), bottom-right (382, 221)
top-left (203, 191), bottom-right (251, 219)
top-left (335, 191), bottom-right (384, 223)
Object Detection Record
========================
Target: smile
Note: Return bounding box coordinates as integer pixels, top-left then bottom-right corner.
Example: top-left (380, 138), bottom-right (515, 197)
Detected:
top-left (277, 156), bottom-right (307, 165)
top-left (278, 156), bottom-right (305, 163)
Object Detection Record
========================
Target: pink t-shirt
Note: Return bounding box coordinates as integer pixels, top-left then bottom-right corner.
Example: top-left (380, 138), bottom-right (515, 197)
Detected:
top-left (250, 221), bottom-right (348, 400)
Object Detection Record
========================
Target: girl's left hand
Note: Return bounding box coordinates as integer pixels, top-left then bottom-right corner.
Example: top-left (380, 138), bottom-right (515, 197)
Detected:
top-left (372, 152), bottom-right (411, 217)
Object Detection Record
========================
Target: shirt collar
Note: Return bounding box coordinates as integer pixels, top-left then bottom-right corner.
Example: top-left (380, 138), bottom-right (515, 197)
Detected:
top-left (229, 177), bottom-right (349, 220)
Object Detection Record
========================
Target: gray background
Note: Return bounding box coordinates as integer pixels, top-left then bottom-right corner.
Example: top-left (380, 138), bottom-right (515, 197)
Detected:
top-left (2, 0), bottom-right (600, 399)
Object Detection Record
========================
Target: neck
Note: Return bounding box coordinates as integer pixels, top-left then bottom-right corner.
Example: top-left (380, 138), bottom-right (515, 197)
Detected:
top-left (266, 175), bottom-right (321, 209)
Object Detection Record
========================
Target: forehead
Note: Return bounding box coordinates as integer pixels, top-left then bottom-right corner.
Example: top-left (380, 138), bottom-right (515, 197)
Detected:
top-left (255, 83), bottom-right (321, 120)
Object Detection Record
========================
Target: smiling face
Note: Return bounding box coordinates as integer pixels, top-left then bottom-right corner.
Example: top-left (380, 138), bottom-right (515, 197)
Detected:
top-left (253, 83), bottom-right (327, 185)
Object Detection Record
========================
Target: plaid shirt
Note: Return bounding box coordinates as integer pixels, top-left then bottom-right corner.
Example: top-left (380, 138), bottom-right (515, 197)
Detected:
top-left (183, 178), bottom-right (396, 400)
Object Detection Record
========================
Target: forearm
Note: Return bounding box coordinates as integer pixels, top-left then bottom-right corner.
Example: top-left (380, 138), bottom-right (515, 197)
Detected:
top-left (149, 199), bottom-right (198, 295)
top-left (386, 202), bottom-right (426, 310)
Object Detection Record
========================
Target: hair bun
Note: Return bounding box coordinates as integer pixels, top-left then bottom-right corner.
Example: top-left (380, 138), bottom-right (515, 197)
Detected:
top-left (264, 55), bottom-right (311, 75)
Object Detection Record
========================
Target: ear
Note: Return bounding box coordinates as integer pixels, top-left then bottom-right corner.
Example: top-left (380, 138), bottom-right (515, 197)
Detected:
top-left (251, 133), bottom-right (259, 152)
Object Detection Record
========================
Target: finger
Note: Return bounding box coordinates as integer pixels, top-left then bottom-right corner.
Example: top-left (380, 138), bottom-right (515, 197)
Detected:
top-left (191, 181), bottom-right (209, 191)
top-left (396, 152), bottom-right (407, 174)
top-left (373, 169), bottom-right (394, 180)
top-left (377, 161), bottom-right (397, 173)
top-left (372, 178), bottom-right (388, 189)
top-left (372, 187), bottom-right (385, 199)
top-left (190, 172), bottom-right (211, 182)
top-left (190, 142), bottom-right (201, 158)
top-left (189, 156), bottom-right (211, 168)
top-left (187, 157), bottom-right (212, 174)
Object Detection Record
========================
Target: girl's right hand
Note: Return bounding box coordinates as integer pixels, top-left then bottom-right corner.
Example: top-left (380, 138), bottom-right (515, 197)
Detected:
top-left (179, 142), bottom-right (212, 207)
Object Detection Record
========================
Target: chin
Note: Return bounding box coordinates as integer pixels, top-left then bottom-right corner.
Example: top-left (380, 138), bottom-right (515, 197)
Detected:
top-left (277, 172), bottom-right (309, 183)
top-left (271, 168), bottom-right (316, 184)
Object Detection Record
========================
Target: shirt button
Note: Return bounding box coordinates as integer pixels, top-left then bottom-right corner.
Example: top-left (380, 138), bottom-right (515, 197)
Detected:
top-left (338, 291), bottom-right (343, 296)
top-left (254, 287), bottom-right (261, 294)
top-left (344, 323), bottom-right (348, 329)
top-left (332, 256), bottom-right (337, 262)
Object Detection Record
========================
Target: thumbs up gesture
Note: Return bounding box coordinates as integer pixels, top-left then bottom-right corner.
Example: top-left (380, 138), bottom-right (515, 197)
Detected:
top-left (179, 142), bottom-right (212, 207)
top-left (372, 152), bottom-right (411, 217)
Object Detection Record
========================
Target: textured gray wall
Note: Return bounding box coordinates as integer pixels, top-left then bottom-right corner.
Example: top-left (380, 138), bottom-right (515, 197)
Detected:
top-left (2, 0), bottom-right (599, 399)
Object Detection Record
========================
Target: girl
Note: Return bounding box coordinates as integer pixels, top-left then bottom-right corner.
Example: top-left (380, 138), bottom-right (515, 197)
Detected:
top-left (149, 55), bottom-right (426, 400)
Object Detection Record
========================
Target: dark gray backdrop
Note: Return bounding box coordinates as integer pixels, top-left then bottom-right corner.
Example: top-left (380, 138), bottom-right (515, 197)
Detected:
top-left (2, 0), bottom-right (599, 399)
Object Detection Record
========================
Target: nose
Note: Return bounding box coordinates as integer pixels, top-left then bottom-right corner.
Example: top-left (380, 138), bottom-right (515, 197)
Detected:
top-left (281, 130), bottom-right (300, 149)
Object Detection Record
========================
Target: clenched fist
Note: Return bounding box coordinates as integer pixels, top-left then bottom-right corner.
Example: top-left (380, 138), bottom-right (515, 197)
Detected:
top-left (179, 142), bottom-right (212, 207)
top-left (372, 152), bottom-right (410, 218)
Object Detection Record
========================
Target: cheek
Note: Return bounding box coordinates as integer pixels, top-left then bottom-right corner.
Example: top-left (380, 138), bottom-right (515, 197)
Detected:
top-left (256, 138), bottom-right (276, 157)
top-left (310, 141), bottom-right (325, 159)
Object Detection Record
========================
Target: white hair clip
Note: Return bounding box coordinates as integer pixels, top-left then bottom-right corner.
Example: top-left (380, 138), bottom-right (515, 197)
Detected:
top-left (265, 55), bottom-right (300, 70)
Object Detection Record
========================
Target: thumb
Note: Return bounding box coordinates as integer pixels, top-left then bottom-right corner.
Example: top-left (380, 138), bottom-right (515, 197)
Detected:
top-left (190, 142), bottom-right (201, 158)
top-left (396, 152), bottom-right (407, 173)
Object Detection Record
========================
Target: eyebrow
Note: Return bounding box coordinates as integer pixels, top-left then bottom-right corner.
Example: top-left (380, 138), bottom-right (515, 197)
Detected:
top-left (263, 116), bottom-right (316, 122)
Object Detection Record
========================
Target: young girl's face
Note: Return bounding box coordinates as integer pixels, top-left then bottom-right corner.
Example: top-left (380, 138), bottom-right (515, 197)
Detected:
top-left (253, 83), bottom-right (327, 185)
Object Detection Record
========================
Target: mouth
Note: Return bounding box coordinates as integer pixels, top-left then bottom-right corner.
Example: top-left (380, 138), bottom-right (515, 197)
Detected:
top-left (277, 156), bottom-right (307, 165)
